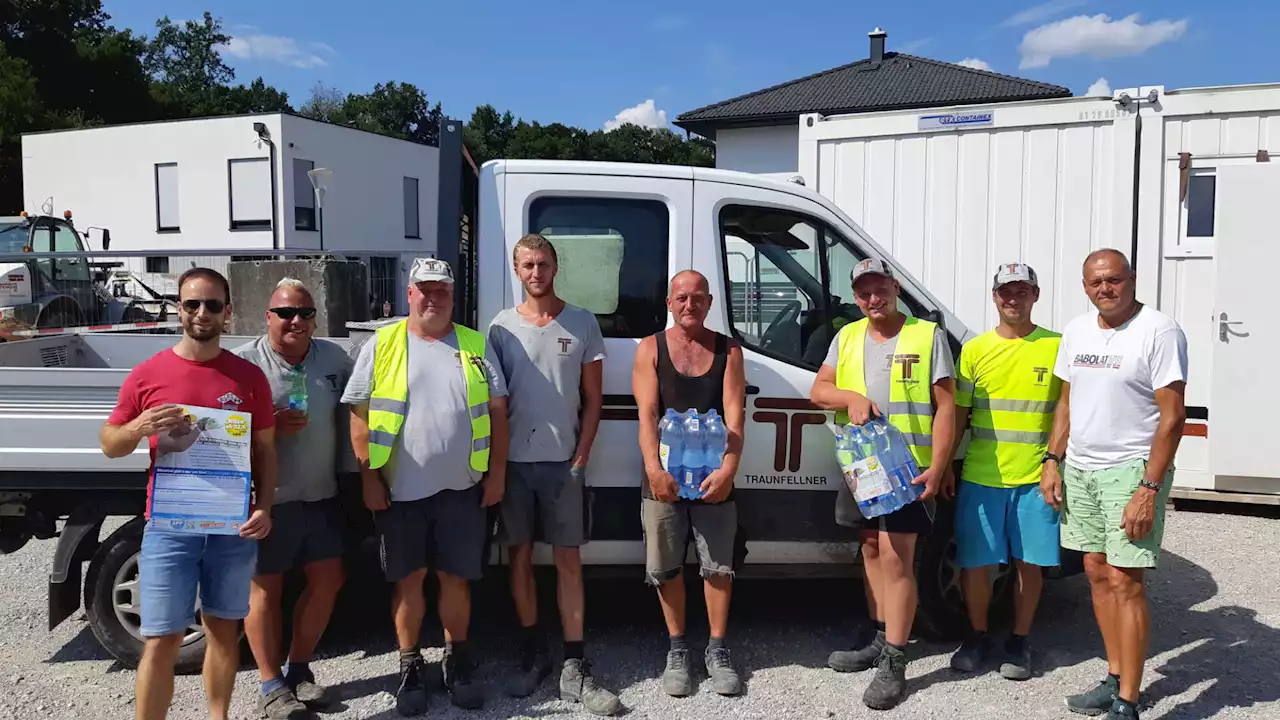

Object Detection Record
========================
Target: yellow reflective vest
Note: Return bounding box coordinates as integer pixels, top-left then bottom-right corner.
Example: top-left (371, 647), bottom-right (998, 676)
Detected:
top-left (366, 320), bottom-right (491, 476)
top-left (834, 316), bottom-right (937, 468)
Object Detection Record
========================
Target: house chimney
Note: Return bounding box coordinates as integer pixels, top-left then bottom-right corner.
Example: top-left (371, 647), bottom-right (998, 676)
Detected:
top-left (869, 27), bottom-right (886, 63)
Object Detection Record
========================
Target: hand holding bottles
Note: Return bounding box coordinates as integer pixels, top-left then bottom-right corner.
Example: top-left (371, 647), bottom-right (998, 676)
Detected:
top-left (845, 393), bottom-right (881, 426)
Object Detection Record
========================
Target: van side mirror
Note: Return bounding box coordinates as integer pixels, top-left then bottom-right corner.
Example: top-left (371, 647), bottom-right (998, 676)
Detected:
top-left (101, 229), bottom-right (111, 251)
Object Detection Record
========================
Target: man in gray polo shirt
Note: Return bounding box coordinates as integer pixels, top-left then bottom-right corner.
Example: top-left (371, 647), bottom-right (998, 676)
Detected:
top-left (233, 278), bottom-right (353, 719)
top-left (487, 233), bottom-right (619, 716)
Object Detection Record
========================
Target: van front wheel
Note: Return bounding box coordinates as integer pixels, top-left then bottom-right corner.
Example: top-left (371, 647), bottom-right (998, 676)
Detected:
top-left (913, 500), bottom-right (1014, 641)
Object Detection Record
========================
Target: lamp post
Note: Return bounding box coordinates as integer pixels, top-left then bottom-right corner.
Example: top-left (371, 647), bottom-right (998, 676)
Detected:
top-left (307, 167), bottom-right (334, 252)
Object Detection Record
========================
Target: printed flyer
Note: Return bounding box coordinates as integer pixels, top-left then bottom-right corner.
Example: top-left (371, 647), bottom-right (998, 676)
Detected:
top-left (147, 405), bottom-right (252, 535)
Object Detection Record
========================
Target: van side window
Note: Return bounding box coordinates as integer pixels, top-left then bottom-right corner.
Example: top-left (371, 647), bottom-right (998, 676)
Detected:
top-left (719, 204), bottom-right (929, 369)
top-left (529, 197), bottom-right (670, 339)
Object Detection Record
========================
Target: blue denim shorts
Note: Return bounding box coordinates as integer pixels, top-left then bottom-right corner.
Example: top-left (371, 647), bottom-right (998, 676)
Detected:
top-left (139, 527), bottom-right (258, 637)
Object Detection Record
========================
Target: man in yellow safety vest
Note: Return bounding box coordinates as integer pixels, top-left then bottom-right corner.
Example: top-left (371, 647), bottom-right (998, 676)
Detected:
top-left (343, 257), bottom-right (510, 715)
top-left (946, 263), bottom-right (1062, 682)
top-left (810, 257), bottom-right (956, 711)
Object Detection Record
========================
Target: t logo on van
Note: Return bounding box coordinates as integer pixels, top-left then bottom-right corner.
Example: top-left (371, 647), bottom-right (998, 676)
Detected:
top-left (753, 398), bottom-right (829, 473)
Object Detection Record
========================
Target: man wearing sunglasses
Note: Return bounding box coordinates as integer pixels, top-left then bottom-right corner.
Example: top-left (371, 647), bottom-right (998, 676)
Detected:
top-left (100, 268), bottom-right (277, 720)
top-left (233, 278), bottom-right (354, 718)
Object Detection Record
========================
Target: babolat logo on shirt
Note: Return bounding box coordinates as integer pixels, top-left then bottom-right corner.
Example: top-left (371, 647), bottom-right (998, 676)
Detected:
top-left (1072, 353), bottom-right (1124, 369)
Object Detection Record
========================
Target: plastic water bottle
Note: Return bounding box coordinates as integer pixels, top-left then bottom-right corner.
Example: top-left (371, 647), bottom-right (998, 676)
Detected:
top-left (658, 409), bottom-right (684, 488)
top-left (704, 409), bottom-right (727, 473)
top-left (837, 421), bottom-right (901, 519)
top-left (881, 421), bottom-right (924, 504)
top-left (680, 409), bottom-right (706, 500)
top-left (287, 366), bottom-right (308, 413)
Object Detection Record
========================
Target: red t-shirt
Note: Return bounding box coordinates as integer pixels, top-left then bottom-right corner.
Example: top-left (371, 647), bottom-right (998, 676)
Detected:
top-left (107, 348), bottom-right (276, 516)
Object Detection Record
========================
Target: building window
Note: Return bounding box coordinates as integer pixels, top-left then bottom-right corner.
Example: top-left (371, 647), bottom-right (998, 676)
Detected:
top-left (293, 158), bottom-right (316, 231)
top-left (528, 197), bottom-right (670, 339)
top-left (155, 163), bottom-right (180, 232)
top-left (404, 177), bottom-right (420, 238)
top-left (228, 157), bottom-right (273, 230)
top-left (1185, 171), bottom-right (1216, 239)
top-left (145, 256), bottom-right (170, 274)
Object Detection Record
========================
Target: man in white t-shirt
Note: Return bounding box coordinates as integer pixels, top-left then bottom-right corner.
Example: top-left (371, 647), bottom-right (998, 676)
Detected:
top-left (1040, 249), bottom-right (1188, 720)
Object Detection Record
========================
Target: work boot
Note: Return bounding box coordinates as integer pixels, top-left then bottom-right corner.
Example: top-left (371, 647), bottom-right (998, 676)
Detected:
top-left (394, 656), bottom-right (428, 717)
top-left (504, 643), bottom-right (551, 698)
top-left (862, 645), bottom-right (909, 711)
top-left (950, 633), bottom-right (992, 673)
top-left (1104, 699), bottom-right (1140, 720)
top-left (259, 685), bottom-right (309, 719)
top-left (999, 638), bottom-right (1033, 681)
top-left (828, 626), bottom-right (885, 673)
top-left (560, 658), bottom-right (622, 716)
top-left (443, 648), bottom-right (484, 710)
top-left (1066, 675), bottom-right (1120, 716)
top-left (662, 648), bottom-right (694, 697)
top-left (704, 645), bottom-right (744, 696)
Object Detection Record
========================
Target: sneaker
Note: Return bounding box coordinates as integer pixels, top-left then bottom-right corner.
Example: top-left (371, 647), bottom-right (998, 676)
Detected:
top-left (286, 666), bottom-right (331, 706)
top-left (862, 645), bottom-right (908, 711)
top-left (504, 645), bottom-right (551, 698)
top-left (394, 657), bottom-right (428, 717)
top-left (259, 685), bottom-right (309, 719)
top-left (1104, 699), bottom-right (1140, 720)
top-left (828, 627), bottom-right (885, 673)
top-left (704, 646), bottom-right (744, 696)
top-left (1066, 676), bottom-right (1120, 716)
top-left (442, 649), bottom-right (485, 710)
top-left (999, 640), bottom-right (1033, 681)
top-left (662, 648), bottom-right (694, 697)
top-left (560, 658), bottom-right (622, 716)
top-left (950, 635), bottom-right (992, 673)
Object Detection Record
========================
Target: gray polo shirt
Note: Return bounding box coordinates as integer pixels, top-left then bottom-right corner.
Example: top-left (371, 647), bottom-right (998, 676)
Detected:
top-left (487, 304), bottom-right (606, 463)
top-left (823, 320), bottom-right (955, 413)
top-left (232, 336), bottom-right (355, 505)
top-left (341, 328), bottom-right (508, 502)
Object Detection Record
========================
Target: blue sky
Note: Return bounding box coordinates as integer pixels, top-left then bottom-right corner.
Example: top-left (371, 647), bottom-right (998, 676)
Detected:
top-left (106, 0), bottom-right (1278, 132)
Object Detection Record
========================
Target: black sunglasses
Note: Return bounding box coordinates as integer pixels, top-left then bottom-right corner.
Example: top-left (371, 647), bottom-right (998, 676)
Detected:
top-left (181, 298), bottom-right (226, 314)
top-left (269, 307), bottom-right (317, 320)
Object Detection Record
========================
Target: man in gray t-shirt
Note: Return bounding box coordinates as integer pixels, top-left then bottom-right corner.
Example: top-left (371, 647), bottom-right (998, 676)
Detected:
top-left (808, 257), bottom-right (956, 712)
top-left (233, 279), bottom-right (354, 715)
top-left (484, 234), bottom-right (620, 715)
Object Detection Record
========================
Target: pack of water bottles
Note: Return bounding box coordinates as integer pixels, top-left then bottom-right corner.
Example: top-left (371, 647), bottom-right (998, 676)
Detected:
top-left (658, 408), bottom-right (727, 500)
top-left (834, 417), bottom-right (923, 519)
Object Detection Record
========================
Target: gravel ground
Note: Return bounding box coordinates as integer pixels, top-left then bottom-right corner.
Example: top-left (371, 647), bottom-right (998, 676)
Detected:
top-left (1, 504), bottom-right (1277, 720)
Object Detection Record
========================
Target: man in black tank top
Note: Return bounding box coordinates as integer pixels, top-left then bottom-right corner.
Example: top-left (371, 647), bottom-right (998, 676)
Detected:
top-left (632, 270), bottom-right (747, 699)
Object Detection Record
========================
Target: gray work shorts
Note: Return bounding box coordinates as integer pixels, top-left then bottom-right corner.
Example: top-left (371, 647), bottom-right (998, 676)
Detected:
top-left (256, 498), bottom-right (346, 576)
top-left (374, 484), bottom-right (488, 583)
top-left (498, 461), bottom-right (588, 548)
top-left (641, 498), bottom-right (737, 586)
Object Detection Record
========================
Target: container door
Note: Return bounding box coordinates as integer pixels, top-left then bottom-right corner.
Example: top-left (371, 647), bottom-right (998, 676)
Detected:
top-left (1208, 163), bottom-right (1280, 479)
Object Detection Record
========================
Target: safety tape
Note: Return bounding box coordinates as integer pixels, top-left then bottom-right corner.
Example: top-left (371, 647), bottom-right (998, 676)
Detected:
top-left (8, 320), bottom-right (183, 337)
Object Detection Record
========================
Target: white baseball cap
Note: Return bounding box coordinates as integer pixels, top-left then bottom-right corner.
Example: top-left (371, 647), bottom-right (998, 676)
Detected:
top-left (409, 257), bottom-right (454, 284)
top-left (992, 262), bottom-right (1038, 290)
top-left (849, 257), bottom-right (895, 285)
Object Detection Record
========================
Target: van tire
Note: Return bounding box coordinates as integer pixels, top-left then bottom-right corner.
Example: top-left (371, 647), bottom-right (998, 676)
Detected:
top-left (84, 519), bottom-right (208, 675)
top-left (913, 499), bottom-right (1015, 641)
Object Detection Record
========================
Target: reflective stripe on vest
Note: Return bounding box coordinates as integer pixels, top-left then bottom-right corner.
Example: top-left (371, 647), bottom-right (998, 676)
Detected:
top-left (834, 316), bottom-right (937, 468)
top-left (366, 320), bottom-right (491, 475)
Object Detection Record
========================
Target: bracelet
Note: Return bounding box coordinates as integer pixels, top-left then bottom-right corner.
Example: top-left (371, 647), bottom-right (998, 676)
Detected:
top-left (1138, 478), bottom-right (1162, 492)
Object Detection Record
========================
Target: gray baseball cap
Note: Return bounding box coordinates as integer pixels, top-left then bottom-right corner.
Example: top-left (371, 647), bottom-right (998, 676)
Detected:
top-left (410, 257), bottom-right (454, 284)
top-left (850, 257), bottom-right (895, 286)
top-left (992, 262), bottom-right (1038, 290)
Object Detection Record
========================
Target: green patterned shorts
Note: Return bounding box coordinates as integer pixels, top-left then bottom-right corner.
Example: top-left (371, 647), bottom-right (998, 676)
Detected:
top-left (1060, 458), bottom-right (1173, 569)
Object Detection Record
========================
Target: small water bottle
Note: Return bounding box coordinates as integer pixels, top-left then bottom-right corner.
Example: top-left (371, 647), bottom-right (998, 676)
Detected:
top-left (882, 421), bottom-right (924, 503)
top-left (851, 419), bottom-right (900, 518)
top-left (680, 409), bottom-right (706, 500)
top-left (287, 366), bottom-right (308, 414)
top-left (704, 409), bottom-right (727, 473)
top-left (658, 409), bottom-right (684, 486)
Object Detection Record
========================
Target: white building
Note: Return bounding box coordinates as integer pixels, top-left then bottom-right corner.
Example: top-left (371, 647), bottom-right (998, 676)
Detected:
top-left (21, 113), bottom-right (445, 308)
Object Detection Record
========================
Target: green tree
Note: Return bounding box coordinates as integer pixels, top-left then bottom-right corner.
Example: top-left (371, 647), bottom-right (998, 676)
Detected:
top-left (300, 80), bottom-right (442, 145)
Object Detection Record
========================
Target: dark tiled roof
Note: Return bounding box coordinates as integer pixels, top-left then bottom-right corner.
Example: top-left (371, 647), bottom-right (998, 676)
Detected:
top-left (674, 53), bottom-right (1071, 137)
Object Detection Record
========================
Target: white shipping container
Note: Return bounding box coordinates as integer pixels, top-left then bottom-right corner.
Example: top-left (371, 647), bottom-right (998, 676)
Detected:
top-left (796, 83), bottom-right (1280, 502)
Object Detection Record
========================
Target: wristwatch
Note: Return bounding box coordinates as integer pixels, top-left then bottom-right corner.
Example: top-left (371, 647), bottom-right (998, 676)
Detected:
top-left (1041, 452), bottom-right (1061, 466)
top-left (1138, 478), bottom-right (1162, 492)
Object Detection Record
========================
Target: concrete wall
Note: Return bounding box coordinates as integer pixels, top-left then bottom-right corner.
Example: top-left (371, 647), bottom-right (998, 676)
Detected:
top-left (714, 125), bottom-right (800, 175)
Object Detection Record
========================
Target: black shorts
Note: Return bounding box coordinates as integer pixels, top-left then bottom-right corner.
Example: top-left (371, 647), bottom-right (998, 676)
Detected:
top-left (256, 498), bottom-right (346, 575)
top-left (835, 481), bottom-right (936, 536)
top-left (374, 485), bottom-right (489, 583)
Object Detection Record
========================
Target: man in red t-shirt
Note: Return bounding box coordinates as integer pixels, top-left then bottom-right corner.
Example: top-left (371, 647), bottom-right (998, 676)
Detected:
top-left (101, 267), bottom-right (278, 720)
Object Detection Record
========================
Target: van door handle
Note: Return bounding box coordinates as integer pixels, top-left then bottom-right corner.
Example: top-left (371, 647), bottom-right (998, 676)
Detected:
top-left (745, 385), bottom-right (760, 395)
top-left (1219, 312), bottom-right (1249, 342)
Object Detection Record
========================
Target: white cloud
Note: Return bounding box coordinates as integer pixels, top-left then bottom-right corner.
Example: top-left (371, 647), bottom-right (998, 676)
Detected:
top-left (221, 33), bottom-right (335, 69)
top-left (898, 37), bottom-right (933, 53)
top-left (604, 99), bottom-right (669, 132)
top-left (956, 58), bottom-right (993, 72)
top-left (1019, 13), bottom-right (1187, 69)
top-left (1001, 0), bottom-right (1088, 28)
top-left (1086, 77), bottom-right (1112, 96)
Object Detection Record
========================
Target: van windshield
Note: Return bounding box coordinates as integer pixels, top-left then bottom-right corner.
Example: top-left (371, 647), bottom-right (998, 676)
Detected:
top-left (0, 223), bottom-right (30, 254)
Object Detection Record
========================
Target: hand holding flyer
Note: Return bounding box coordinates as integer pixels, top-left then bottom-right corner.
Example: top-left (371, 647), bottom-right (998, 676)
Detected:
top-left (147, 404), bottom-right (252, 536)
